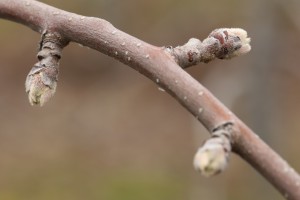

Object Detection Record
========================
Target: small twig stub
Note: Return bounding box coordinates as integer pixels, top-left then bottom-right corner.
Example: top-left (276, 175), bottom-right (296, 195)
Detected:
top-left (25, 32), bottom-right (67, 106)
top-left (194, 123), bottom-right (233, 176)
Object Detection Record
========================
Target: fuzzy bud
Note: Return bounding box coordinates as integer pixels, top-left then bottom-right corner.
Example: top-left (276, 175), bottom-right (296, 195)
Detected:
top-left (25, 64), bottom-right (58, 106)
top-left (208, 28), bottom-right (251, 59)
top-left (25, 31), bottom-right (65, 106)
top-left (193, 143), bottom-right (228, 177)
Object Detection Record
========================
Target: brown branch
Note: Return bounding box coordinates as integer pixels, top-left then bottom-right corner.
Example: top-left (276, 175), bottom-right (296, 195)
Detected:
top-left (0, 0), bottom-right (299, 199)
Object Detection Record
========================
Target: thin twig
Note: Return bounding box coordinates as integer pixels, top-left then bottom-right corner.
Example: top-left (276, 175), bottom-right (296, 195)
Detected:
top-left (0, 0), bottom-right (299, 199)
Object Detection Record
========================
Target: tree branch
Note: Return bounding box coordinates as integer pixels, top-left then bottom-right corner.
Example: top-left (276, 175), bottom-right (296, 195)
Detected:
top-left (0, 0), bottom-right (299, 199)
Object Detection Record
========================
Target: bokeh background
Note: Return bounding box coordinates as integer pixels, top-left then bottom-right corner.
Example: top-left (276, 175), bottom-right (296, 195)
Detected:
top-left (0, 0), bottom-right (300, 199)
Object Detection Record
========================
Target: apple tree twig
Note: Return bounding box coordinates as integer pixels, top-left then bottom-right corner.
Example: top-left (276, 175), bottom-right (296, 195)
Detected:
top-left (0, 0), bottom-right (299, 199)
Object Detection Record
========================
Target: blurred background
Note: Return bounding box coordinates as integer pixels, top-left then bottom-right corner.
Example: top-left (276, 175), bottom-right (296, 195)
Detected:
top-left (0, 0), bottom-right (300, 199)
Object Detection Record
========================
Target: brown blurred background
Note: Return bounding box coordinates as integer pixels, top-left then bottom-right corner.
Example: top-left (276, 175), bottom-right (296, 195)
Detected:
top-left (0, 0), bottom-right (300, 199)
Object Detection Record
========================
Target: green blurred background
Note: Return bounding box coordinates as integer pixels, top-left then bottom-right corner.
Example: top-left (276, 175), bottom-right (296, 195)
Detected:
top-left (0, 0), bottom-right (300, 199)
